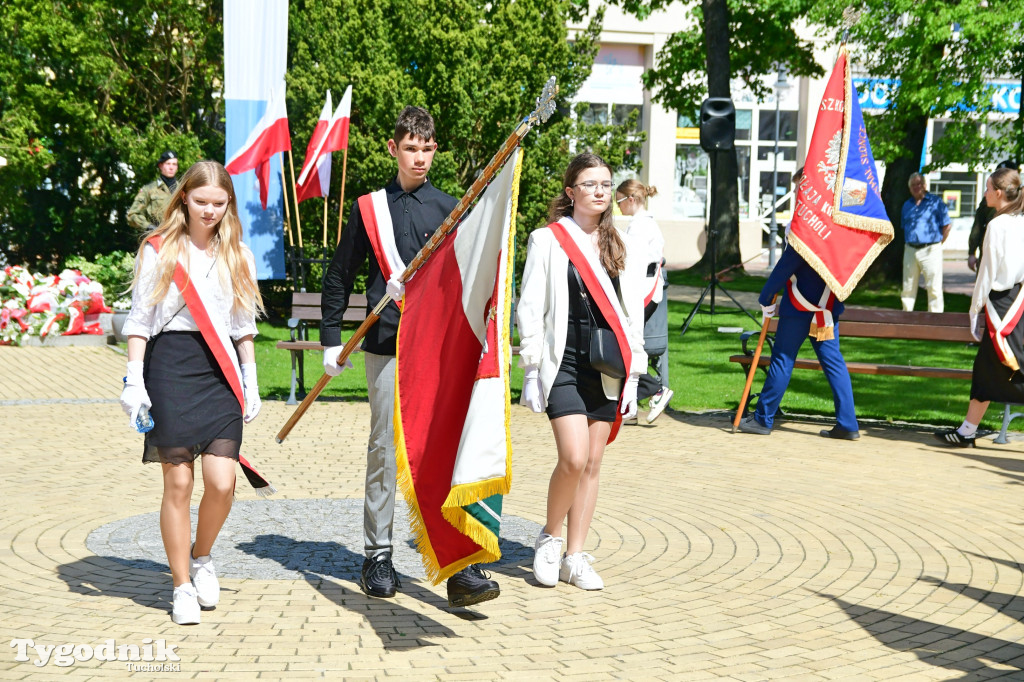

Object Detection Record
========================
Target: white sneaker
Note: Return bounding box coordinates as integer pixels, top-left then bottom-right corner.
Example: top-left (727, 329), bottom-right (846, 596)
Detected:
top-left (532, 533), bottom-right (564, 587)
top-left (646, 388), bottom-right (674, 424)
top-left (172, 584), bottom-right (200, 625)
top-left (189, 550), bottom-right (219, 607)
top-left (559, 552), bottom-right (604, 590)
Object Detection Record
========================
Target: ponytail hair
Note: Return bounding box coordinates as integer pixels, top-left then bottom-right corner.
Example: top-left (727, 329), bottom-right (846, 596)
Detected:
top-left (615, 178), bottom-right (658, 208)
top-left (990, 168), bottom-right (1024, 217)
top-left (548, 152), bottom-right (626, 277)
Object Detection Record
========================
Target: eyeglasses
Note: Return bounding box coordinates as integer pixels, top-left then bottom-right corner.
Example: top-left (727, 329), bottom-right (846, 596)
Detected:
top-left (574, 181), bottom-right (613, 194)
top-left (616, 196), bottom-right (630, 204)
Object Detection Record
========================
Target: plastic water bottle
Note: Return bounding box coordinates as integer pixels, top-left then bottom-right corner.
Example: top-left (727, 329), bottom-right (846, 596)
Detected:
top-left (136, 405), bottom-right (155, 433)
top-left (123, 376), bottom-right (155, 433)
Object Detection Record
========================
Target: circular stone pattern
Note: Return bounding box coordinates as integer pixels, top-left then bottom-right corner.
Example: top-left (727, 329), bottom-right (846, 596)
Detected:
top-left (86, 498), bottom-right (542, 580)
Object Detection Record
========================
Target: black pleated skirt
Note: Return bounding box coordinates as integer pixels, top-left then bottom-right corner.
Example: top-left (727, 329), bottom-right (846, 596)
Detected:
top-left (142, 331), bottom-right (242, 465)
top-left (971, 284), bottom-right (1024, 404)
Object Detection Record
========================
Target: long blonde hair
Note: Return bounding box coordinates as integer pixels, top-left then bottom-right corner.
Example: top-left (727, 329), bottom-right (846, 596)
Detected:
top-left (548, 152), bottom-right (626, 277)
top-left (131, 160), bottom-right (264, 317)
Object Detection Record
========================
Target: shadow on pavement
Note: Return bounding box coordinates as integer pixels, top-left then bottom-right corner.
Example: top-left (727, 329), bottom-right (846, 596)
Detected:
top-left (57, 557), bottom-right (171, 614)
top-left (236, 534), bottom-right (456, 649)
top-left (821, 592), bottom-right (1024, 680)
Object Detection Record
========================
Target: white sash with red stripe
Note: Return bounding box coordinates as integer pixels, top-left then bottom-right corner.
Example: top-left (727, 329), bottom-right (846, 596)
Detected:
top-left (985, 285), bottom-right (1024, 371)
top-left (786, 276), bottom-right (836, 341)
top-left (548, 218), bottom-right (634, 444)
top-left (357, 190), bottom-right (406, 282)
top-left (644, 262), bottom-right (662, 307)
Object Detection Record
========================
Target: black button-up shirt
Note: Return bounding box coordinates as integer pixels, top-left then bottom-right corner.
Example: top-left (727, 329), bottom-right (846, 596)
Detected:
top-left (321, 177), bottom-right (457, 355)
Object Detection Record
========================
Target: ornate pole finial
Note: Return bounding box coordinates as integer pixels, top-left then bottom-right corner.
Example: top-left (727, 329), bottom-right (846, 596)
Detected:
top-left (840, 6), bottom-right (861, 44)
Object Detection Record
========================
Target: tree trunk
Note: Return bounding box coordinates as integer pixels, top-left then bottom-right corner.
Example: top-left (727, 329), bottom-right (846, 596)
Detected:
top-left (689, 0), bottom-right (742, 275)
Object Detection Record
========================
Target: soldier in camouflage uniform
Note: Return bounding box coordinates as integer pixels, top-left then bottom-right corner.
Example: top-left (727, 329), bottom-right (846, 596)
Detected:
top-left (127, 151), bottom-right (179, 230)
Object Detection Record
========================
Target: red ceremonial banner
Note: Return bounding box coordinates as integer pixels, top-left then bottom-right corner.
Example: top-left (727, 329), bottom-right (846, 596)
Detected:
top-left (787, 47), bottom-right (894, 300)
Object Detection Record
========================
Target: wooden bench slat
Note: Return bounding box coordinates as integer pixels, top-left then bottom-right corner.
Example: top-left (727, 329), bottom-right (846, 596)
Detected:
top-left (277, 340), bottom-right (327, 351)
top-left (729, 354), bottom-right (972, 380)
top-left (836, 322), bottom-right (975, 343)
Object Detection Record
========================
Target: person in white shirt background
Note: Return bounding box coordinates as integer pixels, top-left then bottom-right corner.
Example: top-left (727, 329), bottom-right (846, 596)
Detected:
top-left (120, 161), bottom-right (263, 624)
top-left (935, 167), bottom-right (1024, 447)
top-left (615, 179), bottom-right (673, 423)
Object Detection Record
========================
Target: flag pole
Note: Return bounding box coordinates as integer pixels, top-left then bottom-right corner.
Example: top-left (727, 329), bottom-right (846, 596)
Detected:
top-left (336, 147), bottom-right (349, 245)
top-left (277, 159), bottom-right (294, 248)
top-left (276, 76), bottom-right (559, 443)
top-left (287, 149), bottom-right (303, 249)
top-left (322, 196), bottom-right (329, 249)
top-left (732, 294), bottom-right (776, 433)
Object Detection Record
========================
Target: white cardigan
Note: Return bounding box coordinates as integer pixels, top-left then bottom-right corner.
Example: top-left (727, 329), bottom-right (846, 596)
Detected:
top-left (517, 219), bottom-right (648, 402)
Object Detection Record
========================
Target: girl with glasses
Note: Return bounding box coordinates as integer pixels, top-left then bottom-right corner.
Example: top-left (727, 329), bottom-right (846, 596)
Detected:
top-left (517, 153), bottom-right (647, 590)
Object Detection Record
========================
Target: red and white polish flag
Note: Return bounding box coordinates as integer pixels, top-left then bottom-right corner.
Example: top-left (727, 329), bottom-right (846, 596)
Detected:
top-left (295, 90), bottom-right (333, 203)
top-left (393, 146), bottom-right (523, 582)
top-left (225, 86), bottom-right (292, 210)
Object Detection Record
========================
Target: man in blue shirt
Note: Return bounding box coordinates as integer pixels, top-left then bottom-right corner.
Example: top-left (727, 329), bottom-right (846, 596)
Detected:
top-left (901, 173), bottom-right (951, 312)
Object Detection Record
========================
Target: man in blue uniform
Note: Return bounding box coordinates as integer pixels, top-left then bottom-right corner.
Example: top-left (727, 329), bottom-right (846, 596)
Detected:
top-left (738, 244), bottom-right (860, 440)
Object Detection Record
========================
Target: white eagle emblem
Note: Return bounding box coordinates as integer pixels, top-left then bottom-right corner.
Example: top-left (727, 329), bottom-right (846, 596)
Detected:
top-left (817, 131), bottom-right (842, 192)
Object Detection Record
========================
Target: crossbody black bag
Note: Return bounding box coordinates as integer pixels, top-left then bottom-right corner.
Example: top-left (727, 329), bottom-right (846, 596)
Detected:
top-left (571, 264), bottom-right (627, 379)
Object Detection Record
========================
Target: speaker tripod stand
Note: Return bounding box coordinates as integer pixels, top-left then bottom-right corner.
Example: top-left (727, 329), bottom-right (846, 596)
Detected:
top-left (680, 149), bottom-right (759, 337)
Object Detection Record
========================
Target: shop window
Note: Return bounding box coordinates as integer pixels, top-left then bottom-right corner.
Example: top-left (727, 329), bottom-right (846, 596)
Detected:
top-left (756, 145), bottom-right (797, 161)
top-left (758, 110), bottom-right (798, 142)
top-left (613, 104), bottom-right (643, 131)
top-left (673, 144), bottom-right (751, 220)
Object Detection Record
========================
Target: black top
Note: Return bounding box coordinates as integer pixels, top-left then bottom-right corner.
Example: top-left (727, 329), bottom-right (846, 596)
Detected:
top-left (321, 177), bottom-right (457, 354)
top-left (565, 262), bottom-right (615, 352)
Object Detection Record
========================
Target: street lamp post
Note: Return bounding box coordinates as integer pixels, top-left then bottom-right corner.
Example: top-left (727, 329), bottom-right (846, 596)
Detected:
top-left (769, 64), bottom-right (789, 268)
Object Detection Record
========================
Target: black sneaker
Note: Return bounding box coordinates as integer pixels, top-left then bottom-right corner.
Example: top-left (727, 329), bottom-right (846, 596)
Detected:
top-left (933, 428), bottom-right (976, 448)
top-left (446, 564), bottom-right (500, 607)
top-left (360, 553), bottom-right (400, 598)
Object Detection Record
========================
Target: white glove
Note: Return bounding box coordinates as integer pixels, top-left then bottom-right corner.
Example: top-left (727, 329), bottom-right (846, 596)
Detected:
top-left (120, 360), bottom-right (152, 431)
top-left (761, 303), bottom-right (777, 322)
top-left (970, 313), bottom-right (984, 343)
top-left (241, 362), bottom-right (261, 423)
top-left (323, 345), bottom-right (354, 376)
top-left (386, 275), bottom-right (406, 303)
top-left (521, 366), bottom-right (545, 413)
top-left (620, 373), bottom-right (639, 419)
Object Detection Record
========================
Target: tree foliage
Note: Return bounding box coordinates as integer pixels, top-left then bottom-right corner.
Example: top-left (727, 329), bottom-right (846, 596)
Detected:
top-left (1, 0), bottom-right (640, 281)
top-left (0, 0), bottom-right (224, 268)
top-left (809, 0), bottom-right (1024, 278)
top-left (287, 0), bottom-right (640, 279)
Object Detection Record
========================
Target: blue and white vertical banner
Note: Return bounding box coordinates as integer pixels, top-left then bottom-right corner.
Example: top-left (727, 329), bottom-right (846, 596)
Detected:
top-left (225, 0), bottom-right (289, 279)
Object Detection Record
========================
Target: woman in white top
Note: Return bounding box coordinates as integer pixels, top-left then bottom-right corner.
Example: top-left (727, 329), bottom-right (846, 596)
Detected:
top-left (935, 167), bottom-right (1024, 447)
top-left (518, 153), bottom-right (647, 590)
top-left (616, 179), bottom-right (673, 422)
top-left (120, 161), bottom-right (264, 623)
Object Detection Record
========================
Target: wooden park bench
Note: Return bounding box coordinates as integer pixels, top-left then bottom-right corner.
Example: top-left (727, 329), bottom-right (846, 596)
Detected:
top-left (728, 307), bottom-right (1023, 443)
top-left (276, 292), bottom-right (367, 405)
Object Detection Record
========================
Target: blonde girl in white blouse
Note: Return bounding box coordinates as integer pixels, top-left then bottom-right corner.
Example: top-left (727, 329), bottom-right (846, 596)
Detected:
top-left (120, 161), bottom-right (263, 624)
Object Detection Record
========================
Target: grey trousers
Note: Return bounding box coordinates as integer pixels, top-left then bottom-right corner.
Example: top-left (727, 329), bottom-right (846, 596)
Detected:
top-left (363, 352), bottom-right (397, 559)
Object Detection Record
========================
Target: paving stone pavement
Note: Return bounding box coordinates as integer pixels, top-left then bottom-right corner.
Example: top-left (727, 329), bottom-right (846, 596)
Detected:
top-left (2, 345), bottom-right (1024, 680)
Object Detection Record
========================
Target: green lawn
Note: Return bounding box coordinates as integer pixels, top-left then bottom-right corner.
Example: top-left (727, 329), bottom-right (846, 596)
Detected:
top-left (257, 292), bottom-right (998, 430)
